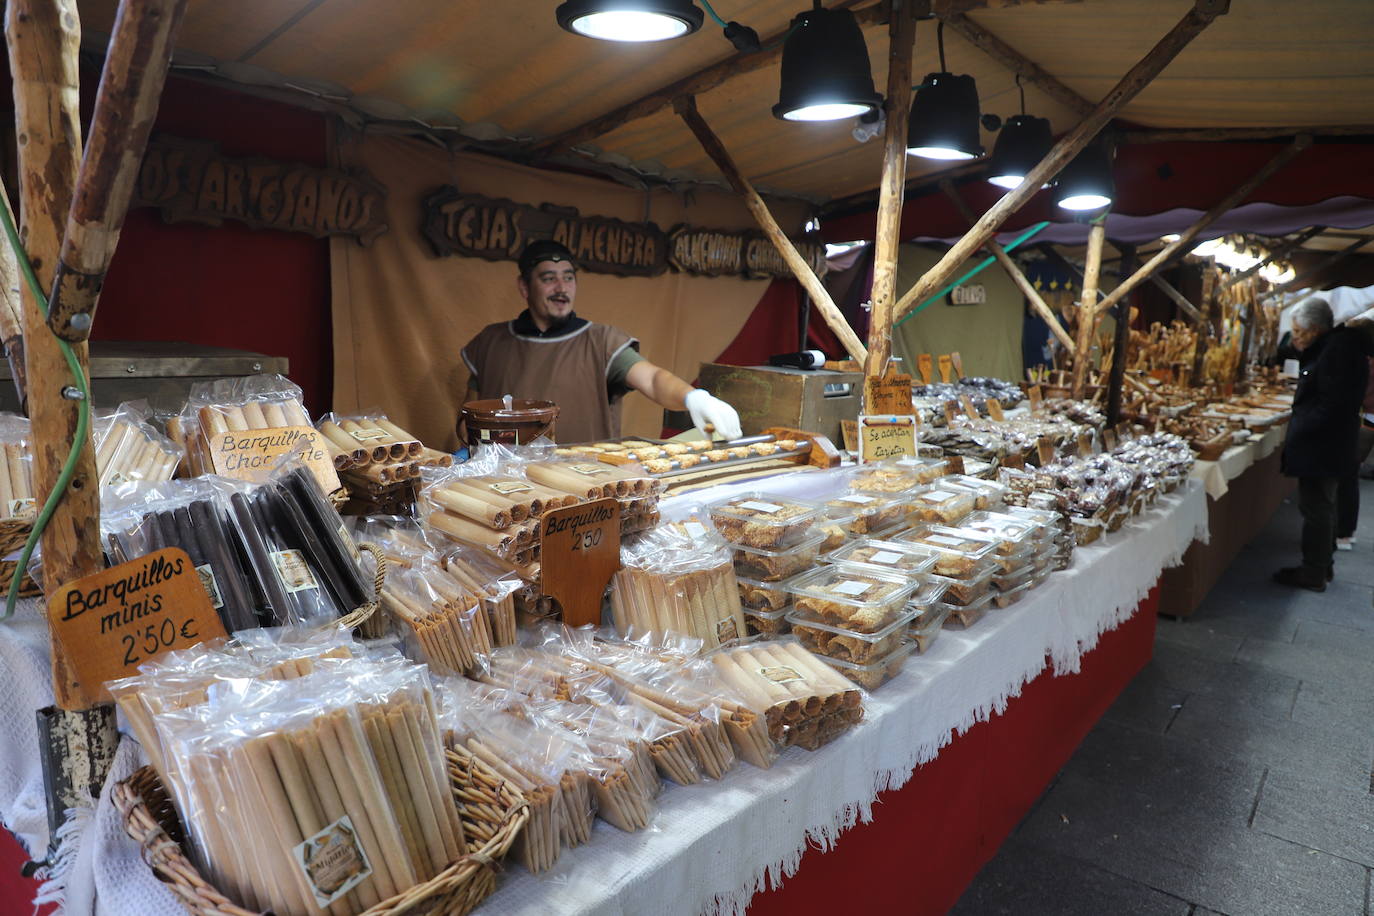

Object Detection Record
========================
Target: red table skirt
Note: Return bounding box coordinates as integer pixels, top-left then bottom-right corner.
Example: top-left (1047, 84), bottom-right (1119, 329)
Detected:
top-left (748, 584), bottom-right (1160, 916)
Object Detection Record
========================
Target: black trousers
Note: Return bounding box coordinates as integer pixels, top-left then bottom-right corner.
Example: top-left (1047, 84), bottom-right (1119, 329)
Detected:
top-left (1335, 423), bottom-right (1374, 538)
top-left (1298, 476), bottom-right (1339, 573)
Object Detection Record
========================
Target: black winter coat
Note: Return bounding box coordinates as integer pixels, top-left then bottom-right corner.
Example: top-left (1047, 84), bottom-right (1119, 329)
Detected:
top-left (1281, 326), bottom-right (1371, 478)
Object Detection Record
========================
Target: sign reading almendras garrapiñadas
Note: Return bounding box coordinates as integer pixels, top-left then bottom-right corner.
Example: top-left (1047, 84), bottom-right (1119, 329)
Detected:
top-left (421, 185), bottom-right (825, 279)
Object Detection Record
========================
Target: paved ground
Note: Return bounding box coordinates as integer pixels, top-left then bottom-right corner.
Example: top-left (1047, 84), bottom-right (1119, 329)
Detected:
top-left (954, 484), bottom-right (1374, 916)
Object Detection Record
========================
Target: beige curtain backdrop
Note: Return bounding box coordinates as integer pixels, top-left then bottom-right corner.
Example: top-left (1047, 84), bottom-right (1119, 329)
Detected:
top-left (330, 132), bottom-right (806, 448)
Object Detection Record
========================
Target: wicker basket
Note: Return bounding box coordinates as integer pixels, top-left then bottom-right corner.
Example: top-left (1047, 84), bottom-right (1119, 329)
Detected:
top-left (114, 745), bottom-right (529, 916)
top-left (0, 517), bottom-right (41, 598)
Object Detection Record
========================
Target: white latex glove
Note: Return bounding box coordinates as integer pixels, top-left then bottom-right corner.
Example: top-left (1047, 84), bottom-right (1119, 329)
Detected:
top-left (684, 388), bottom-right (742, 441)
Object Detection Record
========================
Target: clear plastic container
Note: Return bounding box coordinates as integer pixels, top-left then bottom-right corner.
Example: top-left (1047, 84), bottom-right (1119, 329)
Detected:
top-left (784, 566), bottom-right (918, 634)
top-left (732, 531), bottom-right (826, 582)
top-left (930, 566), bottom-right (996, 606)
top-left (989, 542), bottom-right (1037, 575)
top-left (813, 518), bottom-right (851, 553)
top-left (737, 575), bottom-right (793, 612)
top-left (992, 581), bottom-right (1032, 608)
top-left (786, 605), bottom-right (917, 665)
top-left (850, 456), bottom-right (947, 494)
top-left (905, 486), bottom-right (977, 525)
top-left (906, 577), bottom-right (951, 619)
top-left (911, 604), bottom-right (952, 654)
top-left (818, 490), bottom-right (906, 535)
top-left (897, 526), bottom-right (999, 577)
top-left (826, 539), bottom-right (937, 578)
top-left (942, 475), bottom-right (1009, 511)
top-left (940, 591), bottom-right (994, 629)
top-left (817, 638), bottom-right (915, 689)
top-left (959, 511), bottom-right (1041, 555)
top-left (744, 605), bottom-right (791, 637)
top-left (991, 563), bottom-right (1036, 592)
top-left (707, 491), bottom-right (820, 549)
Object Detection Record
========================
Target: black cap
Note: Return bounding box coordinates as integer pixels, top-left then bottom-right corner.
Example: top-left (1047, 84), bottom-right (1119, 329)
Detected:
top-left (518, 239), bottom-right (577, 278)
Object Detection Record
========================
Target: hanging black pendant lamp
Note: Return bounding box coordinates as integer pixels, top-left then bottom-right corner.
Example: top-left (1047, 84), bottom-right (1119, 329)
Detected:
top-left (556, 0), bottom-right (704, 42)
top-left (1056, 138), bottom-right (1115, 211)
top-left (772, 7), bottom-right (882, 122)
top-left (987, 78), bottom-right (1052, 189)
top-left (906, 24), bottom-right (983, 160)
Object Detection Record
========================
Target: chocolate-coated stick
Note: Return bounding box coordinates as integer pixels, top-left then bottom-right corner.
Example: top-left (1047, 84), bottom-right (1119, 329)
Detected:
top-left (229, 490), bottom-right (292, 625)
top-left (283, 467), bottom-right (370, 605)
top-left (184, 502), bottom-right (257, 632)
top-left (264, 482), bottom-right (356, 615)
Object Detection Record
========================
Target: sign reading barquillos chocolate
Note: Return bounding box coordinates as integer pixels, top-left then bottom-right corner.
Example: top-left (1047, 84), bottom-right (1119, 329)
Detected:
top-left (421, 185), bottom-right (824, 279)
top-left (135, 136), bottom-right (389, 245)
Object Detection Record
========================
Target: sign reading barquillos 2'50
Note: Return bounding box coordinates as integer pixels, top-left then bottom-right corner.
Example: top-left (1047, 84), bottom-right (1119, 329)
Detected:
top-left (422, 185), bottom-right (825, 279)
top-left (134, 136), bottom-right (389, 245)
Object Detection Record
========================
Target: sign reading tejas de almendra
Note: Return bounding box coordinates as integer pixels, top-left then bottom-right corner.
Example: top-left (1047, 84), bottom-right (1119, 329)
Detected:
top-left (421, 185), bottom-right (826, 280)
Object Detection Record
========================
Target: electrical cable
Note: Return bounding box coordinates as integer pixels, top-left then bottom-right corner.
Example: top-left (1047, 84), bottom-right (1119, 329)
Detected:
top-left (698, 0), bottom-right (728, 28)
top-left (0, 200), bottom-right (92, 622)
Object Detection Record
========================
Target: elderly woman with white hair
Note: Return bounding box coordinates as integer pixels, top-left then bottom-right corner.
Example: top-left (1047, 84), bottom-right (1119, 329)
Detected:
top-left (1274, 296), bottom-right (1371, 591)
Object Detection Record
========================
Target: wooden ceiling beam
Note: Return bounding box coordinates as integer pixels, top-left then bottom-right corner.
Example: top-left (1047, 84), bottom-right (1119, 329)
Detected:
top-left (940, 12), bottom-right (1095, 118)
top-left (891, 0), bottom-right (1231, 325)
top-left (1218, 226), bottom-right (1324, 290)
top-left (536, 0), bottom-right (883, 157)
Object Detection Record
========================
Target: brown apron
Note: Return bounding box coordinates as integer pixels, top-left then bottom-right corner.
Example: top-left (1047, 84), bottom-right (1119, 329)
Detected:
top-left (462, 320), bottom-right (638, 443)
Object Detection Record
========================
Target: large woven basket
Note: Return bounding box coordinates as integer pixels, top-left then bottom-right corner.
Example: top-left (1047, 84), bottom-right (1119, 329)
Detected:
top-left (113, 746), bottom-right (530, 916)
top-left (0, 517), bottom-right (41, 598)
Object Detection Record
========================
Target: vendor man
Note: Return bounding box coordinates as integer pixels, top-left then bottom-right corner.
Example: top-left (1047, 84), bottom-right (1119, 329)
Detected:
top-left (461, 239), bottom-right (742, 443)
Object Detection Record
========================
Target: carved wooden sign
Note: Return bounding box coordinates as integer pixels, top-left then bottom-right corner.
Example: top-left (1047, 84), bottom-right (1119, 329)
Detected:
top-left (135, 136), bottom-right (389, 245)
top-left (422, 185), bottom-right (824, 279)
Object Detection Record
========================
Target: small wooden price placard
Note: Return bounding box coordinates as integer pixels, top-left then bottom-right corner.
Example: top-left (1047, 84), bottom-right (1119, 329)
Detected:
top-left (986, 398), bottom-right (1005, 422)
top-left (858, 415), bottom-right (917, 463)
top-left (918, 353), bottom-right (933, 385)
top-left (942, 401), bottom-right (959, 425)
top-left (938, 354), bottom-right (954, 383)
top-left (541, 498), bottom-right (621, 628)
top-left (1028, 385), bottom-right (1044, 410)
top-left (209, 425), bottom-right (341, 495)
top-left (1104, 428), bottom-right (1119, 451)
top-left (48, 548), bottom-right (227, 708)
top-left (840, 419), bottom-right (859, 452)
top-left (959, 394), bottom-right (980, 419)
top-left (1036, 438), bottom-right (1056, 466)
top-left (950, 351), bottom-right (964, 378)
top-left (864, 370), bottom-right (914, 416)
top-left (1077, 431), bottom-right (1094, 457)
top-left (1003, 450), bottom-right (1026, 469)
top-left (945, 455), bottom-right (966, 475)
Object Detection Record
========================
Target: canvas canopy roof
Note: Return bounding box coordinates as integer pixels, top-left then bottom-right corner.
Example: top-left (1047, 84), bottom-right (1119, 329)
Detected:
top-left (75, 0), bottom-right (1374, 207)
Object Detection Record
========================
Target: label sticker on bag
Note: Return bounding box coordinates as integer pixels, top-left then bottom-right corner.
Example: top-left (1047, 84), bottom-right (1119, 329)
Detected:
top-left (349, 427), bottom-right (390, 442)
top-left (758, 665), bottom-right (803, 684)
top-left (682, 521), bottom-right (707, 539)
top-left (837, 494), bottom-right (878, 505)
top-left (925, 534), bottom-right (966, 548)
top-left (571, 463), bottom-right (610, 476)
top-left (271, 549), bottom-right (318, 592)
top-left (716, 616), bottom-right (739, 644)
top-left (7, 497), bottom-right (35, 519)
top-left (293, 816), bottom-right (373, 907)
top-left (490, 480), bottom-right (532, 494)
top-left (195, 564), bottom-right (224, 609)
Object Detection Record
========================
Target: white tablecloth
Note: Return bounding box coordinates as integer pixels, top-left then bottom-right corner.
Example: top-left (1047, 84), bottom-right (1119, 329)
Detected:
top-left (1189, 423), bottom-right (1288, 500)
top-left (0, 481), bottom-right (1208, 916)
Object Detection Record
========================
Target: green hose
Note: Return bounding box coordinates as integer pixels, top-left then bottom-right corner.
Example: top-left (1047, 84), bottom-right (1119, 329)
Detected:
top-left (0, 201), bottom-right (91, 622)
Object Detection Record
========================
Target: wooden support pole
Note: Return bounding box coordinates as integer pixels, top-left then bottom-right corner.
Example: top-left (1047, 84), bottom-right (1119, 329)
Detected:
top-left (1105, 243), bottom-right (1138, 426)
top-left (8, 0), bottom-right (117, 839)
top-left (46, 0), bottom-right (189, 341)
top-left (1219, 226), bottom-right (1323, 291)
top-left (941, 180), bottom-right (1076, 353)
top-left (864, 0), bottom-right (919, 381)
top-left (941, 12), bottom-right (1095, 118)
top-left (1091, 136), bottom-right (1311, 318)
top-left (674, 95), bottom-right (868, 364)
top-left (537, 0), bottom-right (880, 157)
top-left (1149, 274), bottom-right (1203, 323)
top-left (1237, 283), bottom-right (1258, 383)
top-left (1190, 269), bottom-right (1218, 386)
top-left (1260, 236), bottom-right (1373, 304)
top-left (1070, 221), bottom-right (1106, 399)
top-left (891, 0), bottom-right (1229, 325)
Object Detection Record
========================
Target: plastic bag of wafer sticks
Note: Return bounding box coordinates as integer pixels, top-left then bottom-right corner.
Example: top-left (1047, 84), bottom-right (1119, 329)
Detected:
top-left (436, 677), bottom-right (591, 873)
top-left (94, 401), bottom-right (182, 489)
top-left (418, 445), bottom-right (552, 569)
top-left (0, 413), bottom-right (36, 520)
top-left (316, 409), bottom-right (452, 477)
top-left (171, 374), bottom-right (313, 477)
top-left (151, 665), bottom-right (432, 914)
top-left (707, 636), bottom-right (865, 751)
top-left (612, 511), bottom-right (745, 648)
top-left (553, 627), bottom-right (750, 777)
top-left (101, 476), bottom-right (265, 632)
